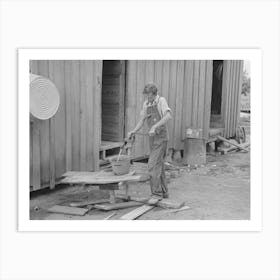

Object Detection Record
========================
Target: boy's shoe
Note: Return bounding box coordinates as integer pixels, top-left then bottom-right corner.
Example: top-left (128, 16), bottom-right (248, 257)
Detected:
top-left (147, 196), bottom-right (161, 205)
top-left (162, 192), bottom-right (169, 199)
top-left (151, 191), bottom-right (169, 199)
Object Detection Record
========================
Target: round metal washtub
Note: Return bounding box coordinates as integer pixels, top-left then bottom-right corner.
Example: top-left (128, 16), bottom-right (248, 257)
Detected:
top-left (30, 74), bottom-right (60, 120)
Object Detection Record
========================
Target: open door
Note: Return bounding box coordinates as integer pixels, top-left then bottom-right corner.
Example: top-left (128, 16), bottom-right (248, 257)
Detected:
top-left (101, 60), bottom-right (126, 142)
top-left (100, 61), bottom-right (126, 162)
top-left (210, 60), bottom-right (224, 129)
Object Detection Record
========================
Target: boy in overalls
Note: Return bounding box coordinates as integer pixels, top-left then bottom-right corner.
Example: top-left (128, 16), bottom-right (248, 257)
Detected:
top-left (128, 83), bottom-right (172, 198)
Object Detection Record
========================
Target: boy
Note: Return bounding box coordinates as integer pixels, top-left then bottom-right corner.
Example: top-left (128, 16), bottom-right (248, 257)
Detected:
top-left (128, 83), bottom-right (172, 198)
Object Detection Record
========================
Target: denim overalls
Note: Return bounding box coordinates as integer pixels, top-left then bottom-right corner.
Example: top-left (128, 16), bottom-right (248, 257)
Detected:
top-left (146, 100), bottom-right (169, 197)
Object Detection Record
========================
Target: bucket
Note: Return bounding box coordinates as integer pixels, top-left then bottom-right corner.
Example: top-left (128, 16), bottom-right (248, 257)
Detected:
top-left (110, 155), bottom-right (131, 175)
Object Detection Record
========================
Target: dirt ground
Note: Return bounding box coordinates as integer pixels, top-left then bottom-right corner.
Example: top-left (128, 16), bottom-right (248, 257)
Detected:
top-left (30, 121), bottom-right (250, 221)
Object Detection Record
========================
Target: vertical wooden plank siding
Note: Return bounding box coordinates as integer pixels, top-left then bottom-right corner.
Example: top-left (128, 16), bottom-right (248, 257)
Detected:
top-left (235, 61), bottom-right (243, 130)
top-left (226, 61), bottom-right (233, 137)
top-left (154, 60), bottom-right (163, 93)
top-left (67, 61), bottom-right (80, 171)
top-left (203, 61), bottom-right (213, 139)
top-left (125, 60), bottom-right (217, 157)
top-left (161, 61), bottom-right (171, 148)
top-left (37, 61), bottom-right (50, 183)
top-left (230, 62), bottom-right (236, 135)
top-left (222, 60), bottom-right (244, 138)
top-left (221, 60), bottom-right (230, 132)
top-left (232, 61), bottom-right (239, 132)
top-left (125, 61), bottom-right (137, 156)
top-left (184, 61), bottom-right (194, 132)
top-left (174, 61), bottom-right (185, 150)
top-left (30, 60), bottom-right (48, 187)
top-left (168, 61), bottom-right (178, 148)
top-left (79, 61), bottom-right (87, 171)
top-left (30, 120), bottom-right (33, 187)
top-left (30, 60), bottom-right (102, 189)
top-left (135, 61), bottom-right (146, 157)
top-left (222, 61), bottom-right (231, 137)
top-left (197, 60), bottom-right (206, 133)
top-left (144, 60), bottom-right (155, 155)
top-left (229, 62), bottom-right (235, 137)
top-left (92, 61), bottom-right (103, 171)
top-left (231, 62), bottom-right (238, 135)
top-left (64, 61), bottom-right (73, 172)
top-left (85, 61), bottom-right (95, 171)
top-left (49, 61), bottom-right (66, 178)
top-left (31, 121), bottom-right (41, 190)
top-left (118, 61), bottom-right (126, 141)
top-left (49, 118), bottom-right (55, 189)
top-left (161, 61), bottom-right (170, 101)
top-left (192, 61), bottom-right (200, 128)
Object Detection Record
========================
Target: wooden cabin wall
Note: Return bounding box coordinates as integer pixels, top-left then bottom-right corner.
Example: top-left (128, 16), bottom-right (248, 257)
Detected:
top-left (125, 60), bottom-right (213, 157)
top-left (221, 60), bottom-right (244, 138)
top-left (30, 60), bottom-right (102, 190)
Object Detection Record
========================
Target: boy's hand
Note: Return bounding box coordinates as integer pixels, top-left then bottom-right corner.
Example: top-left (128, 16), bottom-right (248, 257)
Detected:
top-left (148, 126), bottom-right (157, 136)
top-left (127, 131), bottom-right (135, 139)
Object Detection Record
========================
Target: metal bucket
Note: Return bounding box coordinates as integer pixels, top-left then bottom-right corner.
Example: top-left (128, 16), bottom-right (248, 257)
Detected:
top-left (110, 155), bottom-right (131, 175)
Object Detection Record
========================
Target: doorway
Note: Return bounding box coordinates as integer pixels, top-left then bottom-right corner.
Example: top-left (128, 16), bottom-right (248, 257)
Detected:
top-left (100, 60), bottom-right (126, 161)
top-left (210, 60), bottom-right (224, 128)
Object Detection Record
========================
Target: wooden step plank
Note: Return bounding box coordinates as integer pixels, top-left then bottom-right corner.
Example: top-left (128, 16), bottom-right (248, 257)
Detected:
top-left (69, 199), bottom-right (109, 207)
top-left (60, 175), bottom-right (141, 185)
top-left (120, 205), bottom-right (155, 220)
top-left (62, 170), bottom-right (135, 177)
top-left (62, 170), bottom-right (136, 178)
top-left (94, 201), bottom-right (142, 211)
top-left (47, 205), bottom-right (89, 216)
top-left (100, 141), bottom-right (124, 151)
top-left (60, 176), bottom-right (141, 185)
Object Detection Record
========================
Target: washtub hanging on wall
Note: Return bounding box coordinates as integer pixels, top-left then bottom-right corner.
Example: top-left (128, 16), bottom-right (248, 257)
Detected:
top-left (29, 73), bottom-right (60, 120)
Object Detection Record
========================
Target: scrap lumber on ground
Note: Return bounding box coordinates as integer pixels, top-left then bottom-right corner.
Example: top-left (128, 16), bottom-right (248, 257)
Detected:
top-left (120, 205), bottom-right (155, 220)
top-left (69, 199), bottom-right (109, 207)
top-left (116, 194), bottom-right (184, 209)
top-left (164, 162), bottom-right (181, 170)
top-left (93, 201), bottom-right (143, 211)
top-left (103, 212), bottom-right (117, 220)
top-left (221, 141), bottom-right (250, 154)
top-left (157, 199), bottom-right (184, 209)
top-left (165, 205), bottom-right (191, 213)
top-left (47, 205), bottom-right (90, 216)
top-left (217, 136), bottom-right (249, 152)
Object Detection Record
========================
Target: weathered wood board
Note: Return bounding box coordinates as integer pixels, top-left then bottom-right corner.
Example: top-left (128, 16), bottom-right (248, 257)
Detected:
top-left (217, 136), bottom-right (249, 152)
top-left (60, 170), bottom-right (142, 184)
top-left (47, 205), bottom-right (89, 216)
top-left (69, 199), bottom-right (110, 207)
top-left (94, 201), bottom-right (142, 211)
top-left (116, 194), bottom-right (184, 209)
top-left (120, 205), bottom-right (155, 220)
